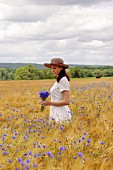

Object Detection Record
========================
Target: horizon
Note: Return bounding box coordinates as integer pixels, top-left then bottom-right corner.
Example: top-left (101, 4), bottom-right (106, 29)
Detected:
top-left (0, 62), bottom-right (113, 67)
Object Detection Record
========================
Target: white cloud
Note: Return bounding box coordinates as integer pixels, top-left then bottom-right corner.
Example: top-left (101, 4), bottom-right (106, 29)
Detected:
top-left (0, 0), bottom-right (113, 65)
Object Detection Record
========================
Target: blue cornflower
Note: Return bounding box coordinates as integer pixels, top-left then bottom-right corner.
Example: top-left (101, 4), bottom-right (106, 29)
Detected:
top-left (33, 163), bottom-right (38, 168)
top-left (73, 156), bottom-right (77, 159)
top-left (84, 132), bottom-right (88, 136)
top-left (28, 151), bottom-right (32, 155)
top-left (8, 159), bottom-right (12, 163)
top-left (18, 157), bottom-right (22, 163)
top-left (39, 91), bottom-right (50, 100)
top-left (78, 152), bottom-right (83, 157)
top-left (100, 141), bottom-right (104, 145)
top-left (59, 125), bottom-right (63, 130)
top-left (39, 91), bottom-right (50, 112)
top-left (87, 139), bottom-right (90, 143)
top-left (41, 136), bottom-right (44, 139)
top-left (82, 136), bottom-right (85, 140)
top-left (47, 151), bottom-right (54, 158)
top-left (3, 134), bottom-right (7, 137)
top-left (38, 129), bottom-right (42, 133)
top-left (24, 153), bottom-right (27, 157)
top-left (26, 159), bottom-right (30, 163)
top-left (37, 153), bottom-right (42, 156)
top-left (2, 151), bottom-right (7, 155)
top-left (59, 146), bottom-right (66, 151)
top-left (12, 136), bottom-right (16, 139)
top-left (20, 161), bottom-right (26, 166)
top-left (80, 106), bottom-right (84, 109)
top-left (34, 154), bottom-right (38, 158)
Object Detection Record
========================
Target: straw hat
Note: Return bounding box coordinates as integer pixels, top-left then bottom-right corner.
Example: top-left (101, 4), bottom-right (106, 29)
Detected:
top-left (44, 58), bottom-right (69, 69)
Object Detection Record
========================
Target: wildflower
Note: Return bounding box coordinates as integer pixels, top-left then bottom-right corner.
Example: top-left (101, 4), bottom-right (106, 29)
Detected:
top-left (39, 91), bottom-right (50, 112)
top-left (43, 144), bottom-right (46, 148)
top-left (105, 158), bottom-right (109, 161)
top-left (59, 125), bottom-right (63, 130)
top-left (86, 143), bottom-right (90, 147)
top-left (34, 154), bottom-right (37, 158)
top-left (74, 140), bottom-right (77, 144)
top-left (8, 159), bottom-right (12, 163)
top-left (82, 136), bottom-right (85, 140)
top-left (21, 161), bottom-right (26, 166)
top-left (39, 91), bottom-right (50, 99)
top-left (84, 132), bottom-right (88, 136)
top-left (78, 139), bottom-right (82, 143)
top-left (2, 151), bottom-right (7, 155)
top-left (80, 106), bottom-right (84, 109)
top-left (28, 151), bottom-right (32, 155)
top-left (37, 153), bottom-right (41, 157)
top-left (24, 136), bottom-right (28, 139)
top-left (3, 134), bottom-right (7, 137)
top-left (73, 156), bottom-right (77, 159)
top-left (24, 153), bottom-right (27, 157)
top-left (12, 136), bottom-right (16, 139)
top-left (38, 129), bottom-right (42, 133)
top-left (87, 139), bottom-right (90, 143)
top-left (18, 158), bottom-right (22, 163)
top-left (26, 159), bottom-right (30, 163)
top-left (47, 151), bottom-right (54, 158)
top-left (33, 163), bottom-right (38, 168)
top-left (100, 141), bottom-right (104, 145)
top-left (78, 152), bottom-right (82, 157)
top-left (59, 146), bottom-right (66, 151)
top-left (37, 145), bottom-right (41, 148)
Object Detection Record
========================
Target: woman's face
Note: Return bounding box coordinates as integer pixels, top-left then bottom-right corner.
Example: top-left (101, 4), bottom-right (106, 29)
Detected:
top-left (51, 65), bottom-right (62, 77)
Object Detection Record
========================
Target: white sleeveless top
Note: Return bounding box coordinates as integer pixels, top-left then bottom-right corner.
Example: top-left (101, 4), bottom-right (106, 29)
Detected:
top-left (50, 77), bottom-right (72, 123)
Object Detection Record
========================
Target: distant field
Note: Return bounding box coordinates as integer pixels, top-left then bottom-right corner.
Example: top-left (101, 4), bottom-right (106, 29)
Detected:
top-left (0, 78), bottom-right (113, 170)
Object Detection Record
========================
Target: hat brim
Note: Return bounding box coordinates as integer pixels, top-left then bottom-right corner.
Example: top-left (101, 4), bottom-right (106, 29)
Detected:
top-left (44, 63), bottom-right (69, 69)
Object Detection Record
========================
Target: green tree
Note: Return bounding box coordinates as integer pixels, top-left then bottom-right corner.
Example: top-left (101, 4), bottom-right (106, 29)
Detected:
top-left (103, 69), bottom-right (113, 77)
top-left (0, 68), bottom-right (8, 80)
top-left (93, 70), bottom-right (103, 78)
top-left (41, 68), bottom-right (54, 79)
top-left (70, 67), bottom-right (84, 78)
top-left (14, 65), bottom-right (40, 80)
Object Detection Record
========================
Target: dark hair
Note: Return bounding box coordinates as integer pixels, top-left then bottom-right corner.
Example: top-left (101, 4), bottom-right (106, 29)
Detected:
top-left (57, 67), bottom-right (70, 82)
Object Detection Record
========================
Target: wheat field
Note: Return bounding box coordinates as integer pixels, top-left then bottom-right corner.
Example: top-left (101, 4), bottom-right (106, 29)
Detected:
top-left (0, 78), bottom-right (113, 170)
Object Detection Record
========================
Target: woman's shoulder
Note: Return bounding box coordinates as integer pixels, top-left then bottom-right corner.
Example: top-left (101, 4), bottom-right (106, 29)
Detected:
top-left (59, 76), bottom-right (69, 84)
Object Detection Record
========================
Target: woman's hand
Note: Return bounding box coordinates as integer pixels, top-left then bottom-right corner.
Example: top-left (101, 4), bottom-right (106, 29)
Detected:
top-left (41, 100), bottom-right (51, 106)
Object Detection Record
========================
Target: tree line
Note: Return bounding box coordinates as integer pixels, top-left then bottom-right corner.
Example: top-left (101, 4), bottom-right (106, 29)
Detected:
top-left (0, 64), bottom-right (113, 80)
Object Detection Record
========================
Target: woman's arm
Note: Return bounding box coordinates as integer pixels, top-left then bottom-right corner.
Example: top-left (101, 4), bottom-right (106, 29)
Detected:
top-left (41, 90), bottom-right (70, 107)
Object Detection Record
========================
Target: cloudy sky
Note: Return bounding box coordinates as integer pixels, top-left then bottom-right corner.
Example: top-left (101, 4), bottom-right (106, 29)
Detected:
top-left (0, 0), bottom-right (113, 65)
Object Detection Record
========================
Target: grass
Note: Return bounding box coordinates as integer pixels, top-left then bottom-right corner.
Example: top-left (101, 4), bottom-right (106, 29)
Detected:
top-left (0, 78), bottom-right (113, 170)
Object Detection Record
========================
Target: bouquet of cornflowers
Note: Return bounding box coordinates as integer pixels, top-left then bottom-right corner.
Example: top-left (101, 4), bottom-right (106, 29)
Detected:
top-left (39, 91), bottom-right (50, 112)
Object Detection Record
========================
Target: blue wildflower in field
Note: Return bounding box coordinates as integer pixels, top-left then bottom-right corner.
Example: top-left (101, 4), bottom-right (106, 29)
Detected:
top-left (87, 139), bottom-right (90, 143)
top-left (59, 146), bottom-right (66, 151)
top-left (100, 141), bottom-right (104, 145)
top-left (73, 156), bottom-right (77, 159)
top-left (78, 152), bottom-right (83, 157)
top-left (39, 91), bottom-right (50, 112)
top-left (47, 151), bottom-right (54, 158)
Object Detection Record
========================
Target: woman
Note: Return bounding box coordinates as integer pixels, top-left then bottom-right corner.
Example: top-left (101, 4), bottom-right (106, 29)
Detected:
top-left (41, 58), bottom-right (72, 123)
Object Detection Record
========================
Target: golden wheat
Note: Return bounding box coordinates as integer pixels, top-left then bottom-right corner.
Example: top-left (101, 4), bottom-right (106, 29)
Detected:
top-left (0, 78), bottom-right (113, 170)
